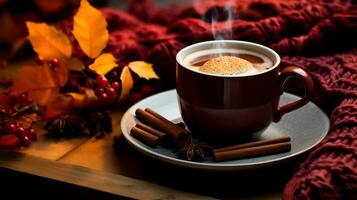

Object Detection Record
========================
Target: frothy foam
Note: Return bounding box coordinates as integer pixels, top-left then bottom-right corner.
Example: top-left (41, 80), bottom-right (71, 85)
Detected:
top-left (200, 56), bottom-right (254, 75)
top-left (182, 48), bottom-right (273, 76)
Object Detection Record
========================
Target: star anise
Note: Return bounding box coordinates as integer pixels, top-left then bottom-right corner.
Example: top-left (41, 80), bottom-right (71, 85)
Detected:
top-left (174, 136), bottom-right (212, 161)
top-left (86, 111), bottom-right (112, 139)
top-left (44, 115), bottom-right (87, 138)
top-left (44, 111), bottom-right (113, 139)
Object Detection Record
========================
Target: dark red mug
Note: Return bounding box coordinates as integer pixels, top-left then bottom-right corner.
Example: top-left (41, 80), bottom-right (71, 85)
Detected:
top-left (176, 40), bottom-right (314, 141)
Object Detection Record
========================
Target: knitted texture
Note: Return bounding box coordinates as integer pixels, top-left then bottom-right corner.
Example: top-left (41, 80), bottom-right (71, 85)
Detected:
top-left (59, 0), bottom-right (357, 198)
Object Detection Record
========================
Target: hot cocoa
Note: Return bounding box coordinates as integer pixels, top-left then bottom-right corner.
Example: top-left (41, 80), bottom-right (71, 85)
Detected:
top-left (182, 48), bottom-right (273, 76)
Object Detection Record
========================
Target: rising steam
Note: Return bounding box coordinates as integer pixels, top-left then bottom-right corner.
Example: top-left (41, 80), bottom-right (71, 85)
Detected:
top-left (202, 1), bottom-right (238, 53)
top-left (209, 1), bottom-right (237, 40)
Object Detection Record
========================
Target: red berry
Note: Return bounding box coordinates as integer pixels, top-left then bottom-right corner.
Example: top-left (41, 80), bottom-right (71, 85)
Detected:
top-left (36, 56), bottom-right (46, 65)
top-left (17, 126), bottom-right (26, 135)
top-left (0, 135), bottom-right (20, 149)
top-left (4, 121), bottom-right (17, 134)
top-left (7, 125), bottom-right (17, 134)
top-left (95, 88), bottom-right (104, 96)
top-left (48, 58), bottom-right (60, 67)
top-left (107, 87), bottom-right (116, 96)
top-left (17, 93), bottom-right (32, 107)
top-left (26, 128), bottom-right (37, 140)
top-left (99, 93), bottom-right (108, 100)
top-left (20, 135), bottom-right (31, 147)
top-left (111, 82), bottom-right (120, 90)
top-left (1, 108), bottom-right (11, 116)
top-left (96, 75), bottom-right (108, 88)
top-left (27, 97), bottom-right (33, 104)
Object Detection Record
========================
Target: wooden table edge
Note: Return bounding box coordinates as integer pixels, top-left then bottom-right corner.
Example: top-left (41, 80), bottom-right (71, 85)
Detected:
top-left (0, 151), bottom-right (216, 200)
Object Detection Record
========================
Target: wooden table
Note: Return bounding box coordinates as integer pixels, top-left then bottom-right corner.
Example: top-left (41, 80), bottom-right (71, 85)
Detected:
top-left (0, 112), bottom-right (303, 199)
top-left (0, 57), bottom-right (295, 199)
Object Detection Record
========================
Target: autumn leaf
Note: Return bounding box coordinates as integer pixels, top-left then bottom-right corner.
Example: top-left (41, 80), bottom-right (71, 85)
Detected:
top-left (119, 66), bottom-right (134, 100)
top-left (42, 89), bottom-right (98, 119)
top-left (26, 22), bottom-right (72, 60)
top-left (89, 53), bottom-right (117, 75)
top-left (72, 0), bottom-right (108, 59)
top-left (53, 64), bottom-right (68, 86)
top-left (11, 65), bottom-right (57, 94)
top-left (60, 89), bottom-right (98, 109)
top-left (128, 61), bottom-right (159, 80)
top-left (29, 88), bottom-right (59, 106)
top-left (65, 57), bottom-right (84, 71)
top-left (10, 65), bottom-right (67, 105)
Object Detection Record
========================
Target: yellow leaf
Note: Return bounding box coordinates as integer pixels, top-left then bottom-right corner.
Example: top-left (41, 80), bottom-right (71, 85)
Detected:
top-left (128, 61), bottom-right (159, 80)
top-left (119, 66), bottom-right (134, 100)
top-left (26, 22), bottom-right (72, 60)
top-left (72, 0), bottom-right (108, 59)
top-left (88, 53), bottom-right (117, 75)
top-left (65, 57), bottom-right (84, 71)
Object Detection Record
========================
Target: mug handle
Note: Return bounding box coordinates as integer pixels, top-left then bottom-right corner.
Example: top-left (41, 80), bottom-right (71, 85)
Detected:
top-left (273, 66), bottom-right (314, 122)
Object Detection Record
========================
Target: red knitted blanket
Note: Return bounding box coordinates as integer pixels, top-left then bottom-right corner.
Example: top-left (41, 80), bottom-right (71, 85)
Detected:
top-left (62, 0), bottom-right (357, 199)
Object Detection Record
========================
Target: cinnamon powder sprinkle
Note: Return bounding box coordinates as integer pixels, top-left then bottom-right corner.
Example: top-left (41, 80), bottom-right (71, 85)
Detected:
top-left (200, 56), bottom-right (253, 75)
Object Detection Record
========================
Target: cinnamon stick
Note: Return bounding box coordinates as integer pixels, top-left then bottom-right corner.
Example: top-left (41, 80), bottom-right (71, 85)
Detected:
top-left (135, 108), bottom-right (188, 141)
top-left (130, 126), bottom-right (159, 147)
top-left (213, 142), bottom-right (291, 161)
top-left (175, 122), bottom-right (186, 128)
top-left (214, 136), bottom-right (291, 153)
top-left (145, 108), bottom-right (173, 123)
top-left (145, 108), bottom-right (190, 135)
top-left (136, 123), bottom-right (167, 139)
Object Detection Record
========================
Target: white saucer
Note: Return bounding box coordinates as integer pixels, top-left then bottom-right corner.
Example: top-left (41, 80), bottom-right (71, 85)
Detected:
top-left (121, 89), bottom-right (329, 171)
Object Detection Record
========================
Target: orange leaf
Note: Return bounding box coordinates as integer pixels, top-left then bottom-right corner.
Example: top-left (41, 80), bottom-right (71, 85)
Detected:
top-left (28, 88), bottom-right (59, 106)
top-left (119, 66), bottom-right (134, 100)
top-left (88, 53), bottom-right (117, 75)
top-left (11, 65), bottom-right (57, 94)
top-left (59, 90), bottom-right (97, 109)
top-left (42, 89), bottom-right (98, 119)
top-left (26, 22), bottom-right (72, 60)
top-left (72, 0), bottom-right (108, 59)
top-left (128, 61), bottom-right (159, 80)
top-left (53, 64), bottom-right (68, 86)
top-left (10, 65), bottom-right (67, 105)
top-left (42, 93), bottom-right (79, 118)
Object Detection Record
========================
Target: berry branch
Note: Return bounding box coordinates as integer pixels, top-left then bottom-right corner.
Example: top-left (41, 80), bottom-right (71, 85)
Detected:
top-left (0, 93), bottom-right (38, 148)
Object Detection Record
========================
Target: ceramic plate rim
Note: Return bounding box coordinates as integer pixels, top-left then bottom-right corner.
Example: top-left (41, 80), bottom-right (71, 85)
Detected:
top-left (121, 89), bottom-right (329, 170)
